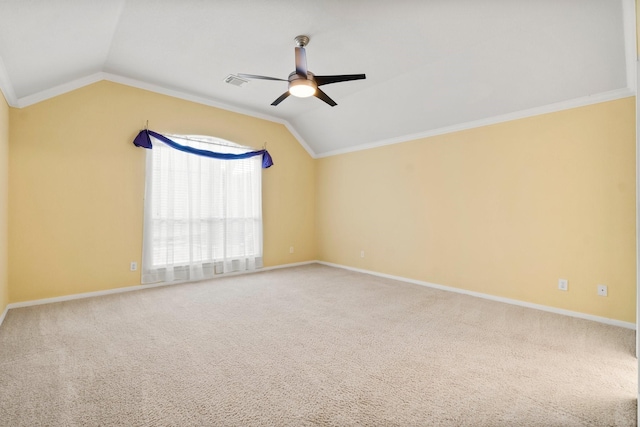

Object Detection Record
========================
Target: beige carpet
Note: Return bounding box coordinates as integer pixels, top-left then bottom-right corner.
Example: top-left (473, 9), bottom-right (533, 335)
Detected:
top-left (0, 264), bottom-right (636, 426)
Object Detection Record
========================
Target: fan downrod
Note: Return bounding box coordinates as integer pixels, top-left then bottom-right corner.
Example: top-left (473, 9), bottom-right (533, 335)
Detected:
top-left (294, 35), bottom-right (309, 47)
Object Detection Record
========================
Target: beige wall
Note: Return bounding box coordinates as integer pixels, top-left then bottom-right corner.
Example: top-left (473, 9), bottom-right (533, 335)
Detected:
top-left (0, 91), bottom-right (8, 314)
top-left (8, 81), bottom-right (315, 302)
top-left (316, 97), bottom-right (636, 323)
top-left (5, 80), bottom-right (637, 324)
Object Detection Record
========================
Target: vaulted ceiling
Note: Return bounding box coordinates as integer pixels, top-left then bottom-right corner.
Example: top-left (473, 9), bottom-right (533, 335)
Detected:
top-left (0, 0), bottom-right (634, 157)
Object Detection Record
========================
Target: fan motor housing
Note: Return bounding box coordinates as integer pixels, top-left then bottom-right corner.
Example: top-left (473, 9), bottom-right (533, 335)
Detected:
top-left (288, 71), bottom-right (315, 83)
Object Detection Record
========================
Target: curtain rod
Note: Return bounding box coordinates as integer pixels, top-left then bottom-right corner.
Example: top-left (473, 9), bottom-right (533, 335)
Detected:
top-left (143, 120), bottom-right (264, 151)
top-left (166, 133), bottom-right (264, 151)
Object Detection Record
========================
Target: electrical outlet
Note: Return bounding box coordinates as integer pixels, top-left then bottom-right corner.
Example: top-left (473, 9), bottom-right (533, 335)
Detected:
top-left (597, 284), bottom-right (608, 297)
top-left (558, 279), bottom-right (568, 291)
top-left (130, 262), bottom-right (137, 272)
top-left (289, 246), bottom-right (294, 254)
top-left (360, 250), bottom-right (365, 258)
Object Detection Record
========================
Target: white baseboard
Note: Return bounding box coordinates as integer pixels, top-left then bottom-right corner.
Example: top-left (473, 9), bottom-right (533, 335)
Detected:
top-left (317, 261), bottom-right (636, 330)
top-left (2, 260), bottom-right (633, 331)
top-left (261, 261), bottom-right (317, 272)
top-left (3, 261), bottom-right (317, 312)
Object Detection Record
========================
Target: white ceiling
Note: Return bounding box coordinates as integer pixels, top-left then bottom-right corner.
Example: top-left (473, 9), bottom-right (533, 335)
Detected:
top-left (0, 0), bottom-right (634, 157)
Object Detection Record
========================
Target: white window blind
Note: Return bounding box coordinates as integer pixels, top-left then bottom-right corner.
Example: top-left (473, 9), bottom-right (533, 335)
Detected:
top-left (141, 134), bottom-right (263, 284)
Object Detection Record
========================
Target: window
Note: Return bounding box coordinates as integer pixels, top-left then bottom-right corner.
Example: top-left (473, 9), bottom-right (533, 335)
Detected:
top-left (141, 134), bottom-right (263, 284)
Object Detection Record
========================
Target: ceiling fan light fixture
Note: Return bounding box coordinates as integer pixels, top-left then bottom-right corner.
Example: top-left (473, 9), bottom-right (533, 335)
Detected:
top-left (289, 79), bottom-right (316, 98)
top-left (237, 35), bottom-right (365, 106)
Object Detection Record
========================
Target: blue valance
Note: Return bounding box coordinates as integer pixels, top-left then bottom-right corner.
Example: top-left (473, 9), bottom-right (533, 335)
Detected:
top-left (133, 129), bottom-right (273, 168)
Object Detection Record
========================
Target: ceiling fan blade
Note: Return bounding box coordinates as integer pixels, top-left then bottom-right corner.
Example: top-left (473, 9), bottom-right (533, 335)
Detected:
top-left (314, 88), bottom-right (337, 107)
top-left (237, 73), bottom-right (287, 82)
top-left (295, 46), bottom-right (308, 77)
top-left (271, 91), bottom-right (291, 106)
top-left (314, 74), bottom-right (366, 86)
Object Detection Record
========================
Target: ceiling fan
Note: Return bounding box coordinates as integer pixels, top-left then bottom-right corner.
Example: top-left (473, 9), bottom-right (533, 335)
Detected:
top-left (238, 35), bottom-right (366, 107)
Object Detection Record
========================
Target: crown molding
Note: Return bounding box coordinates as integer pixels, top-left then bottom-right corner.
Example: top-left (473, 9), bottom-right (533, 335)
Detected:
top-left (102, 73), bottom-right (318, 158)
top-left (0, 55), bottom-right (17, 106)
top-left (281, 122), bottom-right (316, 158)
top-left (103, 73), bottom-right (282, 124)
top-left (316, 87), bottom-right (635, 158)
top-left (15, 72), bottom-right (105, 108)
top-left (2, 44), bottom-right (635, 163)
top-left (4, 72), bottom-right (635, 162)
top-left (9, 71), bottom-right (318, 158)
